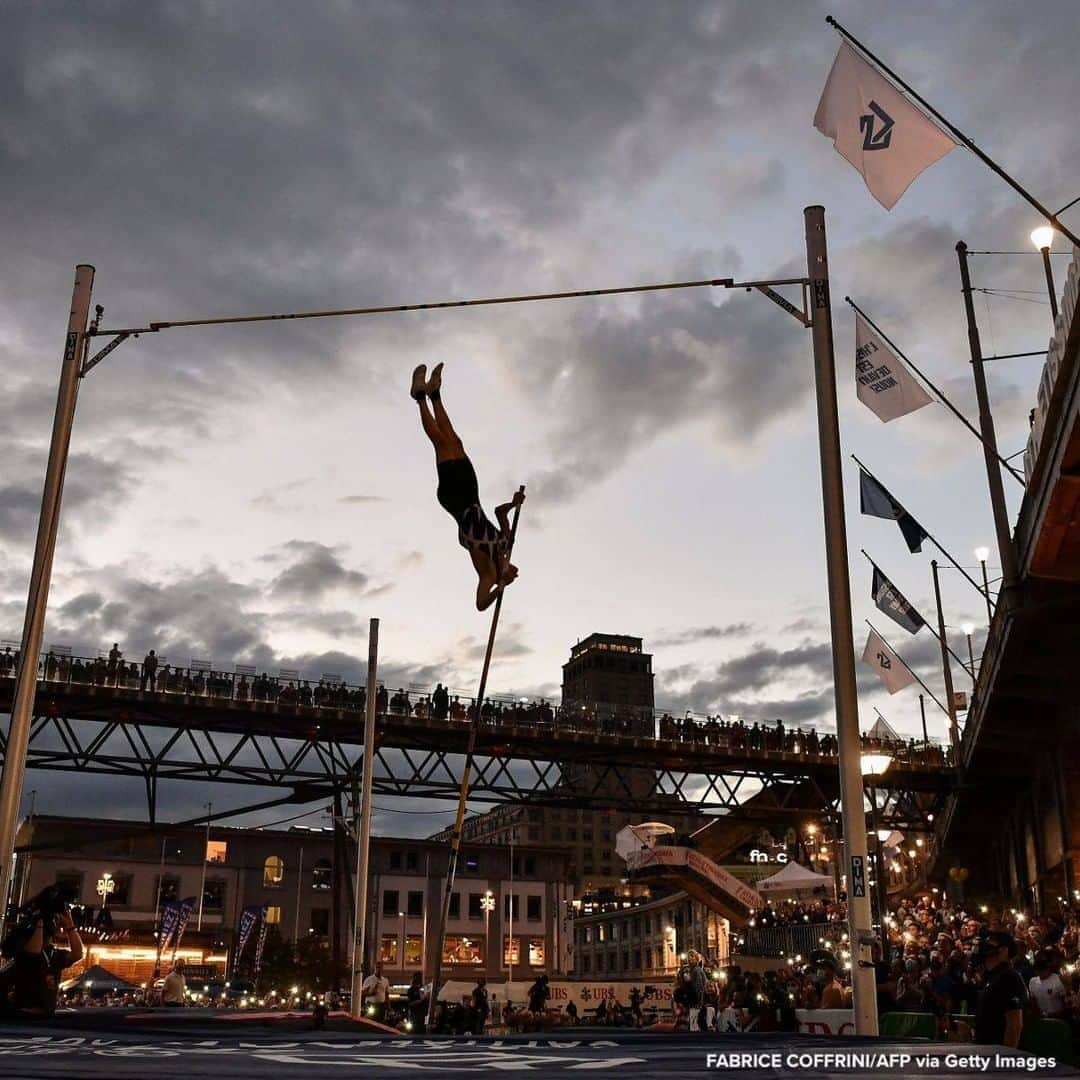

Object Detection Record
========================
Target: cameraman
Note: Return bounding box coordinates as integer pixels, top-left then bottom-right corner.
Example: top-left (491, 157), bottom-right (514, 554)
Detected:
top-left (1, 887), bottom-right (84, 1016)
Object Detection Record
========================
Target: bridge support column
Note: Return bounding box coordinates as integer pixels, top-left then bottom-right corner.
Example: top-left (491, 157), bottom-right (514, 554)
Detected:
top-left (1056, 751), bottom-right (1080, 902)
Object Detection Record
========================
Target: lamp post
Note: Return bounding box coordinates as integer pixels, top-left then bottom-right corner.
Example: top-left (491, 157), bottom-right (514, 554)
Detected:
top-left (974, 547), bottom-right (994, 626)
top-left (97, 871), bottom-right (115, 910)
top-left (860, 753), bottom-right (893, 934)
top-left (1031, 227), bottom-right (1059, 320)
top-left (481, 890), bottom-right (495, 978)
top-left (962, 623), bottom-right (977, 686)
top-left (399, 911), bottom-right (406, 974)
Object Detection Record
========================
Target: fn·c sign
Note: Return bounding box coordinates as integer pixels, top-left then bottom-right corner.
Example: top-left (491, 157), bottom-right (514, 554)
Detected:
top-left (850, 855), bottom-right (866, 898)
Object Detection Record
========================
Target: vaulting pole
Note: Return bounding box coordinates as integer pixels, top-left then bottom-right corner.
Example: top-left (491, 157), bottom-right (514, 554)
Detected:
top-left (427, 487), bottom-right (526, 1031)
top-left (0, 265), bottom-right (95, 925)
top-left (804, 207), bottom-right (877, 1036)
top-left (350, 618), bottom-right (379, 1019)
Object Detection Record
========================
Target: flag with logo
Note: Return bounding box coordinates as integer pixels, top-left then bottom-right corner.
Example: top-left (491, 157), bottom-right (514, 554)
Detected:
top-left (859, 470), bottom-right (929, 553)
top-left (862, 627), bottom-right (916, 694)
top-left (855, 314), bottom-right (932, 421)
top-left (172, 896), bottom-right (197, 956)
top-left (872, 566), bottom-right (925, 634)
top-left (236, 904), bottom-right (262, 961)
top-left (254, 905), bottom-right (270, 974)
top-left (157, 900), bottom-right (181, 954)
top-left (814, 42), bottom-right (957, 209)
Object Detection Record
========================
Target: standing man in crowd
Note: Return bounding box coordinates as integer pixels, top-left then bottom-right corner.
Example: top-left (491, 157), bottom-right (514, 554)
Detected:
top-left (141, 649), bottom-right (158, 692)
top-left (162, 959), bottom-right (186, 1006)
top-left (361, 961), bottom-right (390, 1024)
top-left (953, 931), bottom-right (1027, 1048)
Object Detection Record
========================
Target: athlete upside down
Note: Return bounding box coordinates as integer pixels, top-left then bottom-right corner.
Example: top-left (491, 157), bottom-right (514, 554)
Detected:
top-left (411, 362), bottom-right (524, 611)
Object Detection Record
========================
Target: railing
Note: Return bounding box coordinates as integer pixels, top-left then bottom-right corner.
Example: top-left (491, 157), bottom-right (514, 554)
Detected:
top-left (0, 646), bottom-right (952, 768)
top-left (737, 920), bottom-right (847, 959)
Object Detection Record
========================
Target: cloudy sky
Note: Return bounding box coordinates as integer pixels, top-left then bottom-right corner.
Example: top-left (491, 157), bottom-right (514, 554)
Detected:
top-left (2, 0), bottom-right (1075, 833)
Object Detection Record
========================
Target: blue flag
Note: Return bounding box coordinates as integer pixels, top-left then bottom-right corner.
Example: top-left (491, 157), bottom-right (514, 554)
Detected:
top-left (859, 470), bottom-right (929, 553)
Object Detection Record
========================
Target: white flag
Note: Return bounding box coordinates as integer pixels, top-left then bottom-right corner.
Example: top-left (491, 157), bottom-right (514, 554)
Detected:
top-left (861, 628), bottom-right (916, 695)
top-left (814, 42), bottom-right (957, 209)
top-left (856, 314), bottom-right (933, 421)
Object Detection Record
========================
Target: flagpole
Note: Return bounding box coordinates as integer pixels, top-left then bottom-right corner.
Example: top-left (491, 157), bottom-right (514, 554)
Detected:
top-left (804, 206), bottom-right (877, 1036)
top-left (426, 486), bottom-right (526, 1032)
top-left (930, 561), bottom-right (961, 751)
top-left (956, 243), bottom-right (1022, 605)
top-left (825, 16), bottom-right (1080, 249)
top-left (851, 454), bottom-right (993, 607)
top-left (865, 620), bottom-right (949, 718)
top-left (845, 298), bottom-right (1024, 486)
top-left (860, 550), bottom-right (972, 674)
top-left (350, 618), bottom-right (379, 1019)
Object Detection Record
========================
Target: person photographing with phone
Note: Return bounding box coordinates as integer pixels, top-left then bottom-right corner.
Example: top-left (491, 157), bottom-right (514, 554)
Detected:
top-left (0, 885), bottom-right (84, 1016)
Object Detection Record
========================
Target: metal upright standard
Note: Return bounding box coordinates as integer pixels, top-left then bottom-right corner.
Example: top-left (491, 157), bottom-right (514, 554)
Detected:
top-left (956, 243), bottom-right (1021, 602)
top-left (350, 618), bottom-right (379, 1018)
top-left (0, 265), bottom-right (95, 920)
top-left (931, 561), bottom-right (960, 750)
top-left (805, 206), bottom-right (877, 1035)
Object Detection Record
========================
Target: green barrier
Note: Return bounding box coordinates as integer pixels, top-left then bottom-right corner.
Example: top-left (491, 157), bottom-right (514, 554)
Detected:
top-left (1019, 1018), bottom-right (1075, 1066)
top-left (879, 1012), bottom-right (938, 1039)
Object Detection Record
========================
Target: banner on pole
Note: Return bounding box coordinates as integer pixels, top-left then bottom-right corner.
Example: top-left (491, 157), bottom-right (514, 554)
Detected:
top-left (814, 42), bottom-right (956, 209)
top-left (862, 628), bottom-right (916, 695)
top-left (236, 904), bottom-right (262, 961)
top-left (872, 566), bottom-right (925, 634)
top-left (157, 901), bottom-right (181, 955)
top-left (850, 855), bottom-right (867, 898)
top-left (172, 896), bottom-right (197, 956)
top-left (859, 470), bottom-right (928, 553)
top-left (855, 314), bottom-right (932, 421)
top-left (254, 904), bottom-right (270, 974)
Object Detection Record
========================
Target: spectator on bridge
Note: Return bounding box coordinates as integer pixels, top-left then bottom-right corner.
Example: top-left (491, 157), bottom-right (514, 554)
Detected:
top-left (107, 643), bottom-right (122, 685)
top-left (376, 684), bottom-right (389, 713)
top-left (141, 650), bottom-right (158, 692)
top-left (432, 683), bottom-right (450, 720)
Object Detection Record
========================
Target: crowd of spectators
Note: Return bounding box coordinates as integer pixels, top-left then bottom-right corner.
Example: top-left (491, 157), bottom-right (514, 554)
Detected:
top-left (685, 893), bottom-right (1080, 1051)
top-left (1, 643), bottom-right (952, 766)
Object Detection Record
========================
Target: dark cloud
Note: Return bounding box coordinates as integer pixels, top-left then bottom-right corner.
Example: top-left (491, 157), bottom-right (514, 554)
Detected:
top-left (653, 622), bottom-right (754, 647)
top-left (268, 540), bottom-right (371, 600)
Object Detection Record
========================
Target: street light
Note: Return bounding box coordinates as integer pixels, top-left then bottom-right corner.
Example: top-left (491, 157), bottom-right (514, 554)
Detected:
top-left (974, 547), bottom-right (994, 625)
top-left (962, 623), bottom-right (977, 685)
top-left (96, 871), bottom-right (115, 909)
top-left (398, 911), bottom-right (406, 972)
top-left (1031, 227), bottom-right (1059, 320)
top-left (481, 890), bottom-right (495, 974)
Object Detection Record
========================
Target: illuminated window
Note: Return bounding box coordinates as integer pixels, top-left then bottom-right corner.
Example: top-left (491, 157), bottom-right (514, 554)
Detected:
top-left (379, 935), bottom-right (399, 964)
top-left (528, 940), bottom-right (545, 966)
top-left (263, 856), bottom-right (285, 887)
top-left (205, 840), bottom-right (228, 864)
top-left (504, 937), bottom-right (520, 965)
top-left (265, 905), bottom-right (282, 924)
top-left (443, 936), bottom-right (484, 964)
top-left (405, 934), bottom-right (423, 965)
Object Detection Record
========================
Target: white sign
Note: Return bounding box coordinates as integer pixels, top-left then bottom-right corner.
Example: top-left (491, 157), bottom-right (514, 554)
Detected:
top-left (624, 846), bottom-right (763, 912)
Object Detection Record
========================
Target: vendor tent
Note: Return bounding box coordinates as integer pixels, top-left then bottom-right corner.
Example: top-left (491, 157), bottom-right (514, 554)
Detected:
top-left (60, 964), bottom-right (138, 993)
top-left (756, 861), bottom-right (833, 895)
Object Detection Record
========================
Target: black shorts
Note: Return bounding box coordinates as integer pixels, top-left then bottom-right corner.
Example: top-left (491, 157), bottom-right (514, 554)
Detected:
top-left (437, 457), bottom-right (479, 524)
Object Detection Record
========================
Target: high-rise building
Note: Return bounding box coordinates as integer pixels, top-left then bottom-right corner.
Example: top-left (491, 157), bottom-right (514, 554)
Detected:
top-left (561, 633), bottom-right (654, 731)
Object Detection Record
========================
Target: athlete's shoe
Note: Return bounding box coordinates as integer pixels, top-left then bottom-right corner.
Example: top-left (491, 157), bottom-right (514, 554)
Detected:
top-left (426, 362), bottom-right (444, 396)
top-left (410, 364), bottom-right (428, 400)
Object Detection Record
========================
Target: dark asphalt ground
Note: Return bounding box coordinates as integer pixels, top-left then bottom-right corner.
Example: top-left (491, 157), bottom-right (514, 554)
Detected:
top-left (0, 1011), bottom-right (1076, 1078)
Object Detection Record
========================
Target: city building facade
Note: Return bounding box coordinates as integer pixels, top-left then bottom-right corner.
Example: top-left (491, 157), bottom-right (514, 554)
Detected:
top-left (12, 816), bottom-right (572, 987)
